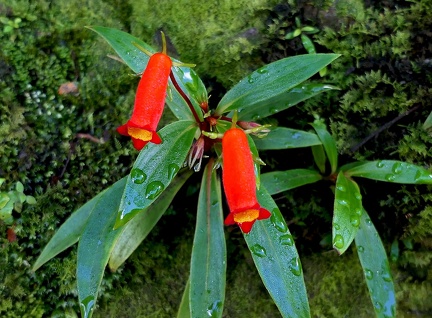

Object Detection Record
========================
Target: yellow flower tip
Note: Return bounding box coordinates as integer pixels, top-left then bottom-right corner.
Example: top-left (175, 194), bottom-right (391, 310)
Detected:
top-left (128, 127), bottom-right (153, 141)
top-left (233, 209), bottom-right (260, 223)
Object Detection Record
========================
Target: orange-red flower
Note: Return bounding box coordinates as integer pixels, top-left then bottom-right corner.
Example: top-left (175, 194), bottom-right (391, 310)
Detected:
top-left (222, 127), bottom-right (271, 233)
top-left (117, 52), bottom-right (172, 150)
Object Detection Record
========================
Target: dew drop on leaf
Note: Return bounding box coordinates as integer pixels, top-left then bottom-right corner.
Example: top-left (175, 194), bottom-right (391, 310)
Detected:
top-left (289, 257), bottom-right (302, 276)
top-left (145, 181), bottom-right (165, 199)
top-left (333, 234), bottom-right (344, 249)
top-left (279, 234), bottom-right (294, 246)
top-left (270, 212), bottom-right (287, 233)
top-left (250, 244), bottom-right (267, 258)
top-left (365, 269), bottom-right (374, 280)
top-left (376, 160), bottom-right (385, 168)
top-left (130, 168), bottom-right (146, 184)
top-left (167, 163), bottom-right (179, 180)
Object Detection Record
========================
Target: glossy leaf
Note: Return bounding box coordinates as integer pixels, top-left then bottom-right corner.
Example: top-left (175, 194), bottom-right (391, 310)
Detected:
top-left (311, 122), bottom-right (338, 174)
top-left (253, 127), bottom-right (321, 150)
top-left (190, 160), bottom-right (226, 318)
top-left (116, 120), bottom-right (197, 228)
top-left (345, 160), bottom-right (432, 184)
top-left (215, 54), bottom-right (340, 118)
top-left (311, 145), bottom-right (326, 174)
top-left (177, 279), bottom-right (191, 318)
top-left (32, 177), bottom-right (126, 271)
top-left (109, 170), bottom-right (193, 271)
top-left (77, 178), bottom-right (127, 318)
top-left (88, 26), bottom-right (196, 121)
top-left (332, 172), bottom-right (363, 255)
top-left (244, 186), bottom-right (310, 318)
top-left (355, 210), bottom-right (396, 318)
top-left (261, 169), bottom-right (322, 195)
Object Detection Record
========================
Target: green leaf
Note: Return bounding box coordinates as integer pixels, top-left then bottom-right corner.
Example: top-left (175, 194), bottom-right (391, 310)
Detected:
top-left (253, 127), bottom-right (321, 150)
top-left (301, 34), bottom-right (316, 54)
top-left (77, 178), bottom-right (127, 318)
top-left (244, 186), bottom-right (310, 318)
top-left (88, 26), bottom-right (196, 121)
top-left (332, 172), bottom-right (363, 255)
top-left (311, 145), bottom-right (326, 174)
top-left (423, 111), bottom-right (432, 130)
top-left (311, 122), bottom-right (338, 174)
top-left (345, 160), bottom-right (432, 184)
top-left (32, 177), bottom-right (127, 272)
top-left (116, 120), bottom-right (197, 228)
top-left (215, 54), bottom-right (339, 118)
top-left (109, 169), bottom-right (192, 271)
top-left (190, 160), bottom-right (226, 318)
top-left (261, 169), bottom-right (322, 195)
top-left (355, 210), bottom-right (396, 318)
top-left (15, 181), bottom-right (24, 193)
top-left (177, 279), bottom-right (191, 318)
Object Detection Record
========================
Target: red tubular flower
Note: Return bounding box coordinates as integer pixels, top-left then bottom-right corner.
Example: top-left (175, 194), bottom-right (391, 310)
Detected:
top-left (222, 127), bottom-right (271, 233)
top-left (117, 52), bottom-right (172, 150)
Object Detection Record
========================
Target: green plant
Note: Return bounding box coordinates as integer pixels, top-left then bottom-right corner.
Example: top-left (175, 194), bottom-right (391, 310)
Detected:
top-left (0, 178), bottom-right (36, 225)
top-left (32, 26), bottom-right (432, 318)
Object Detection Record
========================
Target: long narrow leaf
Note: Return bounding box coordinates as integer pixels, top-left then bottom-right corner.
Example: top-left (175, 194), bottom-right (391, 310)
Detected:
top-left (190, 160), bottom-right (226, 318)
top-left (345, 160), bottom-right (432, 184)
top-left (177, 279), bottom-right (191, 318)
top-left (332, 172), bottom-right (363, 255)
top-left (253, 127), bottom-right (321, 150)
top-left (311, 122), bottom-right (338, 174)
top-left (244, 186), bottom-right (310, 318)
top-left (116, 120), bottom-right (197, 228)
top-left (77, 178), bottom-right (127, 318)
top-left (261, 169), bottom-right (322, 195)
top-left (109, 169), bottom-right (193, 271)
top-left (32, 177), bottom-right (126, 271)
top-left (215, 54), bottom-right (339, 117)
top-left (355, 210), bottom-right (396, 318)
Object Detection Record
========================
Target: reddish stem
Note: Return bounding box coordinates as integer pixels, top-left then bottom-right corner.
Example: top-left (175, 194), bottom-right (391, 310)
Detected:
top-left (169, 71), bottom-right (202, 124)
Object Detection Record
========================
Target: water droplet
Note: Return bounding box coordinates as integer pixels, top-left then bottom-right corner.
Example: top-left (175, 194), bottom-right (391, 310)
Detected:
top-left (247, 75), bottom-right (254, 84)
top-left (250, 244), bottom-right (267, 257)
top-left (366, 218), bottom-right (372, 226)
top-left (333, 234), bottom-right (344, 249)
top-left (350, 215), bottom-right (360, 227)
top-left (257, 68), bottom-right (268, 74)
top-left (289, 257), bottom-right (302, 276)
top-left (337, 199), bottom-right (349, 207)
top-left (130, 168), bottom-right (146, 184)
top-left (354, 208), bottom-right (363, 216)
top-left (357, 245), bottom-right (365, 252)
top-left (373, 300), bottom-right (383, 312)
top-left (145, 181), bottom-right (165, 199)
top-left (365, 269), bottom-right (374, 280)
top-left (207, 300), bottom-right (222, 317)
top-left (385, 174), bottom-right (396, 182)
top-left (392, 162), bottom-right (403, 174)
top-left (355, 193), bottom-right (362, 200)
top-left (336, 185), bottom-right (346, 192)
top-left (381, 270), bottom-right (392, 282)
top-left (376, 160), bottom-right (385, 168)
top-left (269, 107), bottom-right (279, 114)
top-left (270, 212), bottom-right (287, 233)
top-left (167, 163), bottom-right (179, 180)
top-left (414, 170), bottom-right (422, 181)
top-left (279, 234), bottom-right (294, 246)
top-left (252, 114), bottom-right (261, 121)
top-left (80, 296), bottom-right (95, 318)
top-left (334, 223), bottom-right (340, 230)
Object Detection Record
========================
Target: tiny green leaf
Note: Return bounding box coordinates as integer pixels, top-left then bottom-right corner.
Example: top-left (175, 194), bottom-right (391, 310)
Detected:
top-left (76, 178), bottom-right (128, 318)
top-left (311, 122), bottom-right (338, 174)
top-left (116, 120), bottom-right (197, 228)
top-left (423, 111), bottom-right (432, 130)
top-left (15, 181), bottom-right (24, 193)
top-left (261, 169), bottom-right (322, 195)
top-left (109, 169), bottom-right (192, 271)
top-left (332, 172), bottom-right (363, 255)
top-left (190, 160), bottom-right (226, 318)
top-left (355, 210), bottom-right (396, 318)
top-left (32, 177), bottom-right (126, 272)
top-left (253, 127), bottom-right (321, 150)
top-left (345, 160), bottom-right (432, 184)
top-left (215, 54), bottom-right (340, 117)
top-left (301, 34), bottom-right (316, 54)
top-left (244, 186), bottom-right (310, 318)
